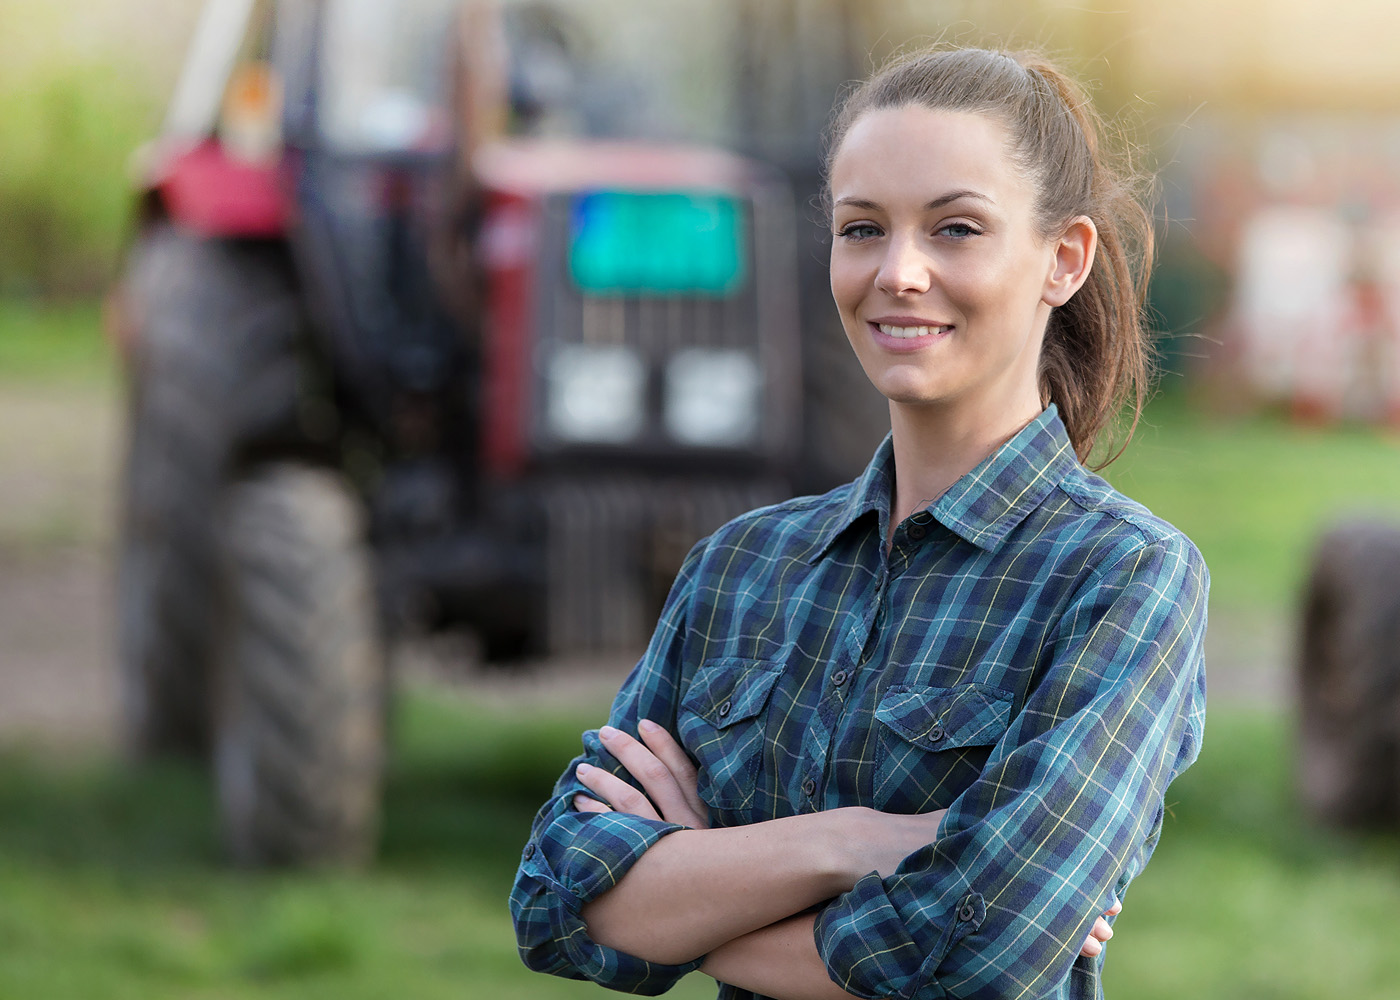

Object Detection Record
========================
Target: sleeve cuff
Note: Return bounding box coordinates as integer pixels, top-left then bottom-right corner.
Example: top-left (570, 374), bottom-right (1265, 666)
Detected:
top-left (816, 871), bottom-right (982, 1000)
top-left (515, 810), bottom-right (702, 993)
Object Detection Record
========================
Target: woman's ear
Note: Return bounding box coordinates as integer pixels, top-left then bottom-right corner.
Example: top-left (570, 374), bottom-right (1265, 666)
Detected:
top-left (1043, 216), bottom-right (1097, 308)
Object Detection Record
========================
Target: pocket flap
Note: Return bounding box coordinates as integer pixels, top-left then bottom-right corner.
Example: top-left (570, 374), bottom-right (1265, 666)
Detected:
top-left (875, 682), bottom-right (1014, 750)
top-left (681, 658), bottom-right (784, 729)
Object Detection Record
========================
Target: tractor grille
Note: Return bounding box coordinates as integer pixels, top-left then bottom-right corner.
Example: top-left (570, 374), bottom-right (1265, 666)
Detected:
top-left (540, 475), bottom-right (786, 653)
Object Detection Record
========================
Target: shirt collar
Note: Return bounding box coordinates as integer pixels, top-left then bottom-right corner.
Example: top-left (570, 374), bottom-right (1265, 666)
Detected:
top-left (809, 404), bottom-right (1078, 563)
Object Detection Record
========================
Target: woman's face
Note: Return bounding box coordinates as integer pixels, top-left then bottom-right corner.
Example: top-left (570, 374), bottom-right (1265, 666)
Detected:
top-left (828, 106), bottom-right (1081, 422)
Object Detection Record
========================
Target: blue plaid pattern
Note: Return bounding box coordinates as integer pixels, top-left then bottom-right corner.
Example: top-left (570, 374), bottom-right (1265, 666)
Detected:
top-left (511, 405), bottom-right (1208, 1000)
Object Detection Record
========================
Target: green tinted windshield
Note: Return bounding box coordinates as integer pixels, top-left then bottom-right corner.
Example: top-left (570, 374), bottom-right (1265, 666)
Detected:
top-left (569, 192), bottom-right (747, 297)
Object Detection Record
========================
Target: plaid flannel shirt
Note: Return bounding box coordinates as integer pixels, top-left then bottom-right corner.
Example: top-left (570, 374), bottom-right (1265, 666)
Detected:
top-left (510, 404), bottom-right (1208, 1000)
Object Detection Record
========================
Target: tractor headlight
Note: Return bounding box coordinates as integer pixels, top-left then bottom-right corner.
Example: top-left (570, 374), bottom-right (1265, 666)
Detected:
top-left (664, 349), bottom-right (762, 447)
top-left (545, 345), bottom-right (645, 444)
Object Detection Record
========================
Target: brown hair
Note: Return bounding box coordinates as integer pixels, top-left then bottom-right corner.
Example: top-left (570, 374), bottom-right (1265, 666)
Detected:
top-left (824, 47), bottom-right (1154, 467)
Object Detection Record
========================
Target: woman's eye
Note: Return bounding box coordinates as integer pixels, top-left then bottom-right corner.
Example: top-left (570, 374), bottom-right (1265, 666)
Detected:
top-left (938, 222), bottom-right (981, 239)
top-left (837, 223), bottom-right (882, 241)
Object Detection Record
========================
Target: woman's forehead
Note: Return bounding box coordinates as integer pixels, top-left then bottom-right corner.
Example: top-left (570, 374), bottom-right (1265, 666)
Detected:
top-left (829, 106), bottom-right (1029, 208)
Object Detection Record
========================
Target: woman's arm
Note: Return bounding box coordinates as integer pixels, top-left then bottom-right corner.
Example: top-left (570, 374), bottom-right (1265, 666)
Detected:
top-left (575, 721), bottom-right (946, 965)
top-left (578, 722), bottom-right (1119, 976)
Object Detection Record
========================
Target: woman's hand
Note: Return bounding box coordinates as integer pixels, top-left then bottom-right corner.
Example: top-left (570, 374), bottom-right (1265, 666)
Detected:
top-left (1079, 899), bottom-right (1121, 957)
top-left (573, 720), bottom-right (710, 829)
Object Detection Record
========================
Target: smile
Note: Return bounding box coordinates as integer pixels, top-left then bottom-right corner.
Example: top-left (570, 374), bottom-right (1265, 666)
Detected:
top-left (877, 323), bottom-right (953, 340)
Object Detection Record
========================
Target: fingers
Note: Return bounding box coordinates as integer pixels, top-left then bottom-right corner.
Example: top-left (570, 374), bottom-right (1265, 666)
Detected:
top-left (574, 761), bottom-right (662, 821)
top-left (582, 724), bottom-right (707, 827)
top-left (573, 793), bottom-right (611, 814)
top-left (638, 719), bottom-right (708, 827)
top-left (1105, 899), bottom-right (1123, 917)
top-left (1079, 914), bottom-right (1114, 957)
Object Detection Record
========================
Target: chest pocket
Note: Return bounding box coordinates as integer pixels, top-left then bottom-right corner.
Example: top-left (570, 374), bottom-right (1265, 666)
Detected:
top-left (873, 682), bottom-right (1014, 813)
top-left (678, 658), bottom-right (783, 814)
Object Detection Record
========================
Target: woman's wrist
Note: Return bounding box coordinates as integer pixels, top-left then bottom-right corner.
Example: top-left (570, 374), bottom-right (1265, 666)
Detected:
top-left (811, 806), bottom-right (884, 891)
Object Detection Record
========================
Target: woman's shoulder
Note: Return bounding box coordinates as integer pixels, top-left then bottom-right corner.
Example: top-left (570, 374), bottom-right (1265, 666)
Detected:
top-left (1051, 463), bottom-right (1207, 576)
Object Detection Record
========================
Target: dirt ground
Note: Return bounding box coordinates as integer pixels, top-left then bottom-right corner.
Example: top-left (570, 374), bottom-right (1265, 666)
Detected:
top-left (0, 378), bottom-right (1287, 752)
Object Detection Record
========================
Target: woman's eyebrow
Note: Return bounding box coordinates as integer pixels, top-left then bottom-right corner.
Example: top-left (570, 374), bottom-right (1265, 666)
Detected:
top-left (833, 190), bottom-right (995, 212)
top-left (925, 189), bottom-right (995, 210)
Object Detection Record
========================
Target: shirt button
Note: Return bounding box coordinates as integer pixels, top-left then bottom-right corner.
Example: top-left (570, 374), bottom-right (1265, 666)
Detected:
top-left (524, 844), bottom-right (536, 860)
top-left (717, 699), bottom-right (731, 718)
top-left (958, 901), bottom-right (977, 922)
top-left (908, 524), bottom-right (927, 541)
top-left (802, 777), bottom-right (816, 797)
top-left (928, 722), bottom-right (946, 742)
top-left (831, 669), bottom-right (848, 687)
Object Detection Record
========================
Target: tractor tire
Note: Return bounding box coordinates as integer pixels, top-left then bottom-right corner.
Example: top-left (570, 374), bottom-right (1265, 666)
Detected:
top-left (214, 463), bottom-right (385, 867)
top-left (117, 224), bottom-right (303, 757)
top-left (1297, 519), bottom-right (1400, 826)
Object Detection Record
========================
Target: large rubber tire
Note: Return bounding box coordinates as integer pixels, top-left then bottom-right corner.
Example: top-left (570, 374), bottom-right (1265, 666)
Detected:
top-left (214, 463), bottom-right (385, 867)
top-left (1297, 520), bottom-right (1400, 826)
top-left (117, 225), bottom-right (303, 757)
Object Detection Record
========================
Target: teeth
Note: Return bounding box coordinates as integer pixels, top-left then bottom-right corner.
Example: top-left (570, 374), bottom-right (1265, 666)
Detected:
top-left (878, 323), bottom-right (949, 339)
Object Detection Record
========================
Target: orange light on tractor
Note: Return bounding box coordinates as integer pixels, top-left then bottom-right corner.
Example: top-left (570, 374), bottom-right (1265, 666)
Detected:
top-left (219, 61), bottom-right (282, 164)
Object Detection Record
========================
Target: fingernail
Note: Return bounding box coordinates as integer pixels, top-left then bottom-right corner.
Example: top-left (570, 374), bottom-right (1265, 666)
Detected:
top-left (639, 719), bottom-right (659, 733)
top-left (599, 726), bottom-right (620, 741)
top-left (576, 762), bottom-right (592, 775)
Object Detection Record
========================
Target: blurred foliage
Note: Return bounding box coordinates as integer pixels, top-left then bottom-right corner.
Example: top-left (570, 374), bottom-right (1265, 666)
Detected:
top-left (1105, 393), bottom-right (1400, 614)
top-left (0, 60), bottom-right (156, 298)
top-left (0, 692), bottom-right (1397, 998)
top-left (1104, 708), bottom-right (1400, 998)
top-left (0, 299), bottom-right (112, 382)
top-left (0, 689), bottom-right (715, 1000)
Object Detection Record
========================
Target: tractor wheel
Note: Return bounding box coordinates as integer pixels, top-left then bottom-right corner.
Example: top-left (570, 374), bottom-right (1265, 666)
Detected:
top-left (214, 463), bottom-right (385, 867)
top-left (1297, 519), bottom-right (1400, 826)
top-left (117, 224), bottom-right (303, 757)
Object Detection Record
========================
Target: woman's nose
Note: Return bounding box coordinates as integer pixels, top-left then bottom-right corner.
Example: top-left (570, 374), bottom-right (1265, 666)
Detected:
top-left (874, 238), bottom-right (932, 296)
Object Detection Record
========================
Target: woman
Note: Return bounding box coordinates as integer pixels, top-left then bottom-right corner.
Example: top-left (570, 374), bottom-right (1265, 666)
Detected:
top-left (511, 46), bottom-right (1207, 1000)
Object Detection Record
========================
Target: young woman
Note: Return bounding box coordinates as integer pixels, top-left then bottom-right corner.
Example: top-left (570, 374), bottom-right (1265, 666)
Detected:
top-left (511, 46), bottom-right (1207, 1000)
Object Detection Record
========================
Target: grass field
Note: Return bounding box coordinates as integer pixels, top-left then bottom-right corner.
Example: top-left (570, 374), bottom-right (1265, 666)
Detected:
top-left (0, 299), bottom-right (113, 384)
top-left (2, 694), bottom-right (1399, 1000)
top-left (3, 302), bottom-right (1400, 997)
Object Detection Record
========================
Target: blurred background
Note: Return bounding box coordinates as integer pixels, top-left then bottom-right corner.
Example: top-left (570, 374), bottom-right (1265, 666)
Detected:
top-left (2, 0), bottom-right (1400, 997)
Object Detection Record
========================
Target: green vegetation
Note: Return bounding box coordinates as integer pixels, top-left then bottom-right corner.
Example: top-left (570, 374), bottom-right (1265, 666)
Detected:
top-left (0, 61), bottom-right (155, 298)
top-left (1103, 708), bottom-right (1400, 998)
top-left (1, 694), bottom-right (1396, 999)
top-left (1107, 393), bottom-right (1400, 614)
top-left (0, 300), bottom-right (113, 384)
top-left (0, 693), bottom-right (717, 1000)
top-left (0, 0), bottom-right (171, 299)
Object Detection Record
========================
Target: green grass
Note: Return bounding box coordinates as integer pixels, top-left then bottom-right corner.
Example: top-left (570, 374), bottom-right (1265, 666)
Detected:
top-left (0, 692), bottom-right (713, 1000)
top-left (1, 693), bottom-right (1397, 999)
top-left (0, 299), bottom-right (114, 384)
top-left (1105, 393), bottom-right (1400, 614)
top-left (1103, 708), bottom-right (1400, 998)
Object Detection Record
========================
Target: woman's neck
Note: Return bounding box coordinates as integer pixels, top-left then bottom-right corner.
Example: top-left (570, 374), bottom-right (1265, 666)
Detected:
top-left (886, 394), bottom-right (1043, 538)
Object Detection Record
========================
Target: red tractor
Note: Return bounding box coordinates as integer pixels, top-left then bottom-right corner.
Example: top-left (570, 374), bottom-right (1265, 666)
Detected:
top-left (112, 0), bottom-right (809, 865)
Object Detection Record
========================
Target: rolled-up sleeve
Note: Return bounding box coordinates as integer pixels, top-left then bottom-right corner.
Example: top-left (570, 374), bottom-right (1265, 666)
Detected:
top-left (509, 544), bottom-right (707, 995)
top-left (815, 532), bottom-right (1209, 1000)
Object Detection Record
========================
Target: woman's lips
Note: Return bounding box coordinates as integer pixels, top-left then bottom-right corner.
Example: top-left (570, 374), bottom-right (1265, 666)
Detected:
top-left (867, 319), bottom-right (953, 351)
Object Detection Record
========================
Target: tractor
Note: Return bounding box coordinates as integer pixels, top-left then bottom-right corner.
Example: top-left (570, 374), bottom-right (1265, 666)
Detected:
top-left (111, 0), bottom-right (815, 865)
top-left (1298, 521), bottom-right (1400, 828)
